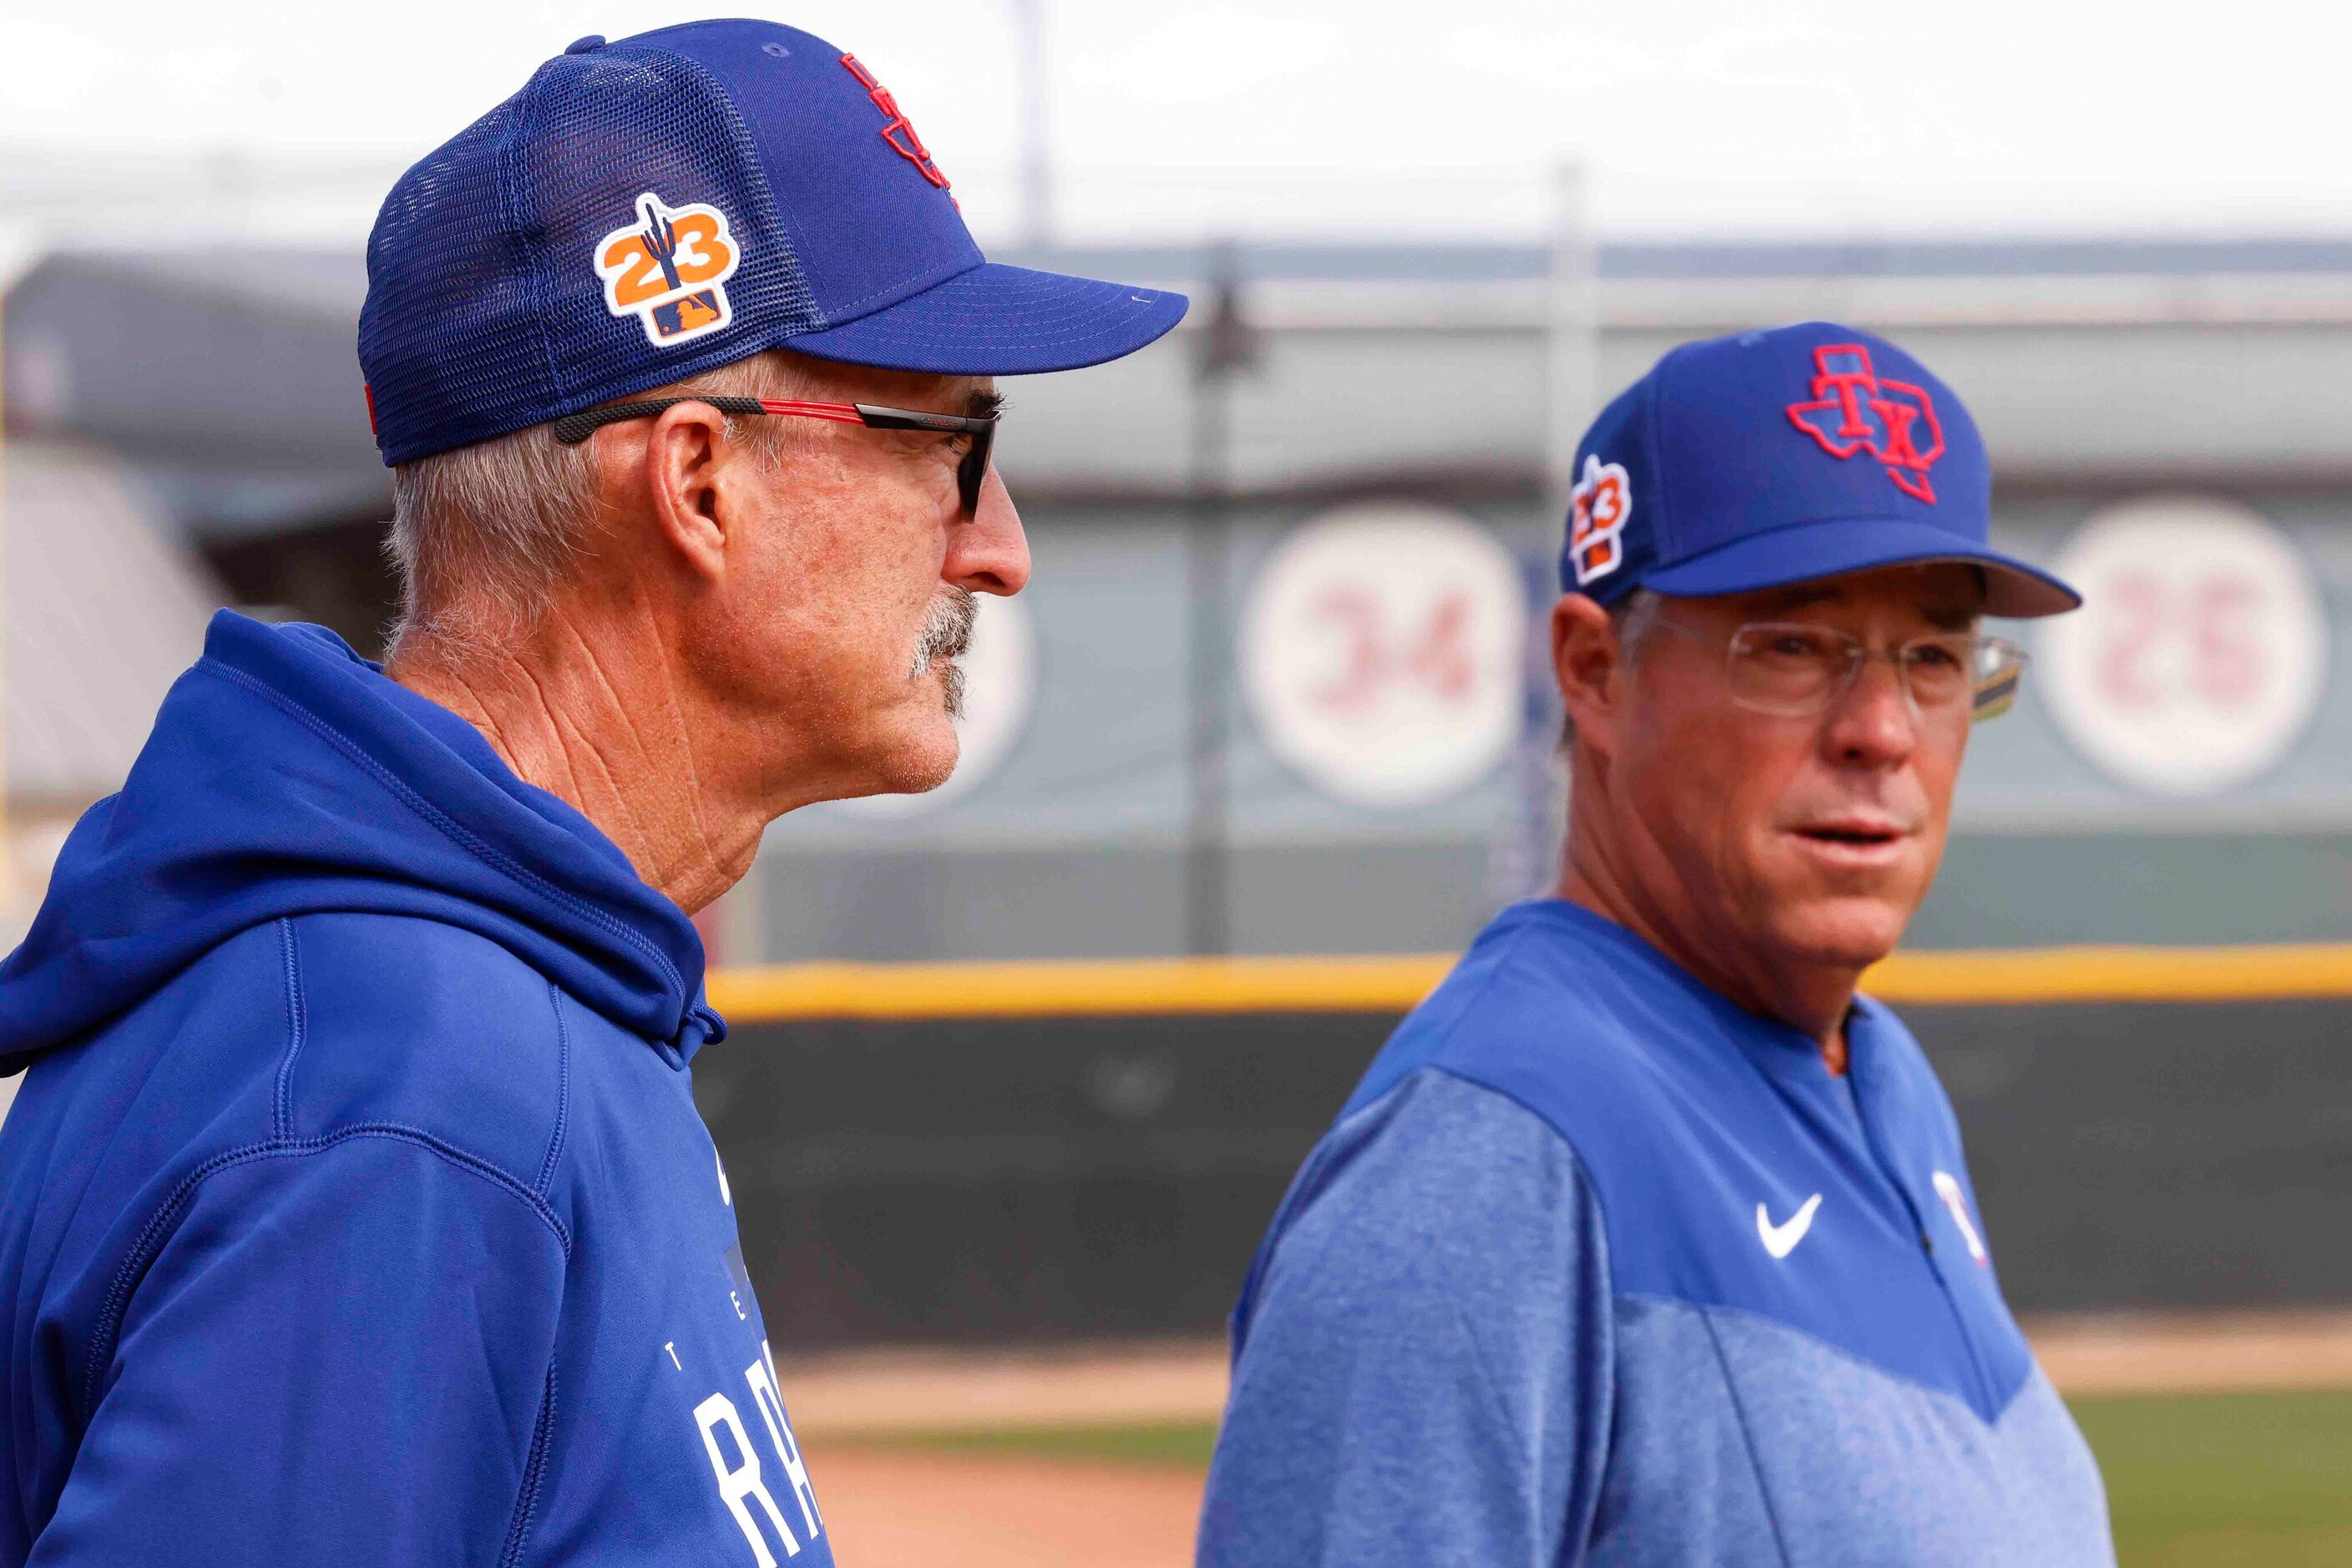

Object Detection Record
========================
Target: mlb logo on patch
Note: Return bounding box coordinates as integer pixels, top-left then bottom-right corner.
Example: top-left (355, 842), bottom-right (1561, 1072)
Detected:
top-left (594, 193), bottom-right (741, 347)
top-left (1569, 454), bottom-right (1632, 585)
top-left (651, 291), bottom-right (725, 340)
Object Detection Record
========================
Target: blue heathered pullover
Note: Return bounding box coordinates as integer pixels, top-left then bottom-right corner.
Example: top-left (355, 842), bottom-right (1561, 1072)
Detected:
top-left (1199, 898), bottom-right (2112, 1567)
top-left (0, 613), bottom-right (831, 1566)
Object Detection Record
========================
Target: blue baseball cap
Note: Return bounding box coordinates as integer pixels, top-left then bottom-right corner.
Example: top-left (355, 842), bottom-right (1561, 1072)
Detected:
top-left (1559, 321), bottom-right (2078, 618)
top-left (358, 19), bottom-right (1189, 466)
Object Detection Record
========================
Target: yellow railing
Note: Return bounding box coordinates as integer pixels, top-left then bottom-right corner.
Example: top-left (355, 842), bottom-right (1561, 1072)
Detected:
top-left (706, 943), bottom-right (2352, 1023)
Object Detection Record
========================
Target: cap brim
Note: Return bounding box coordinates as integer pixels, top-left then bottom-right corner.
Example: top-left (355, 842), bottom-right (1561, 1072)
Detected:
top-left (1641, 518), bottom-right (2081, 619)
top-left (781, 262), bottom-right (1188, 377)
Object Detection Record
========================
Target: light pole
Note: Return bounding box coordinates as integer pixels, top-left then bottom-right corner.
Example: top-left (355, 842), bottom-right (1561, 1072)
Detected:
top-left (1009, 0), bottom-right (1055, 250)
top-left (1488, 159), bottom-right (1596, 907)
top-left (1184, 247), bottom-right (1257, 958)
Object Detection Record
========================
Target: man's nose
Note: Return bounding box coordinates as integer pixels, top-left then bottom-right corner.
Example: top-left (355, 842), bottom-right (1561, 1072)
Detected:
top-left (946, 467), bottom-right (1029, 597)
top-left (1822, 652), bottom-right (1920, 765)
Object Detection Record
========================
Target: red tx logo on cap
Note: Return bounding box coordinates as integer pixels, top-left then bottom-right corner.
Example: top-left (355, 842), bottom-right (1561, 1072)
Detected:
top-left (842, 54), bottom-right (952, 193)
top-left (1784, 343), bottom-right (1945, 503)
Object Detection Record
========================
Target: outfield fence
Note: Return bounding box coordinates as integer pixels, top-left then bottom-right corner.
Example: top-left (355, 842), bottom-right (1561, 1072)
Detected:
top-left (700, 944), bottom-right (2352, 1348)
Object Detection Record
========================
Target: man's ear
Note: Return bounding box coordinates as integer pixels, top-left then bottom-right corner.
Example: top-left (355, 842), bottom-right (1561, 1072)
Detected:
top-left (636, 400), bottom-right (736, 583)
top-left (1551, 591), bottom-right (1626, 756)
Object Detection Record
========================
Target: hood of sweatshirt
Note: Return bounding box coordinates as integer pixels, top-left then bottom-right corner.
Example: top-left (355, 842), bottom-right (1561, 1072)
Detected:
top-left (0, 611), bottom-right (721, 1073)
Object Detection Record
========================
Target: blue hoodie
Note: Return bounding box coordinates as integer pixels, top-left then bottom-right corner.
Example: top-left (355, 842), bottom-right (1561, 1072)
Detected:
top-left (0, 613), bottom-right (832, 1566)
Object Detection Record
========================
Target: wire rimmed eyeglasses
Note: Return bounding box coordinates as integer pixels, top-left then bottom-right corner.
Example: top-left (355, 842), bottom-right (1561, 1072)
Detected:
top-left (551, 397), bottom-right (999, 518)
top-left (1639, 613), bottom-right (2028, 722)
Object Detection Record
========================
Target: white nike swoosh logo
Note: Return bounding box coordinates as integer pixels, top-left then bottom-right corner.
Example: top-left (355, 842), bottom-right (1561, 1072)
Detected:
top-left (1757, 1194), bottom-right (1823, 1259)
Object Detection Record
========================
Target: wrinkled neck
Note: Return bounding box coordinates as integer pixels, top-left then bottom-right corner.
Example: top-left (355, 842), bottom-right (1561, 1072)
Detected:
top-left (387, 614), bottom-right (759, 915)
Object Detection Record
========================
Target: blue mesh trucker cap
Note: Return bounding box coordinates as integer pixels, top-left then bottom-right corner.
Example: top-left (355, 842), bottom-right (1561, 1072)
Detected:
top-left (358, 19), bottom-right (1190, 466)
top-left (1559, 321), bottom-right (2078, 618)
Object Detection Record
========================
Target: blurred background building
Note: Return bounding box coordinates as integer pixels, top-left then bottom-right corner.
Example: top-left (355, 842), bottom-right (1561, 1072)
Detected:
top-left (6, 225), bottom-right (2349, 960)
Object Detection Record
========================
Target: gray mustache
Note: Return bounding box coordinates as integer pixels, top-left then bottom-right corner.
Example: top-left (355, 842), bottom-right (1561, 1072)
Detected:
top-left (910, 588), bottom-right (978, 677)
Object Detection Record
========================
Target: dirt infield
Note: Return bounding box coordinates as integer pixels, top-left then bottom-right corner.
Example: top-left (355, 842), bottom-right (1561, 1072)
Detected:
top-left (2025, 1308), bottom-right (2352, 1395)
top-left (781, 1308), bottom-right (2352, 1441)
top-left (811, 1449), bottom-right (1204, 1568)
top-left (783, 1337), bottom-right (1227, 1438)
top-left (784, 1310), bottom-right (2352, 1566)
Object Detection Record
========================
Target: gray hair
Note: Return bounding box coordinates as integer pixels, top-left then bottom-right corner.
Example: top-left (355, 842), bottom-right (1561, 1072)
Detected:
top-left (1612, 588), bottom-right (1661, 655)
top-left (385, 353), bottom-right (807, 662)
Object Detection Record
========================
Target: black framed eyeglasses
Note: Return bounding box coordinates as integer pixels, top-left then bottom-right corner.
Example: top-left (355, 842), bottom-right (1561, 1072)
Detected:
top-left (551, 397), bottom-right (999, 518)
top-left (1641, 614), bottom-right (2029, 723)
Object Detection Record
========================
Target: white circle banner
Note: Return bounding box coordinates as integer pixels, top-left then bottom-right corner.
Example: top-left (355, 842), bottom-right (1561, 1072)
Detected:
top-left (2041, 497), bottom-right (2327, 797)
top-left (1242, 502), bottom-right (1528, 807)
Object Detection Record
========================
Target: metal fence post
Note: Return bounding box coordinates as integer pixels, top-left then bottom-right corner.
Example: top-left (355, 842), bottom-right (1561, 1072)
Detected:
top-left (1185, 246), bottom-right (1258, 957)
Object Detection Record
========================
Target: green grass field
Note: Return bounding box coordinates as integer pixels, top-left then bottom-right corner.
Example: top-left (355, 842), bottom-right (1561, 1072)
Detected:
top-left (858, 1389), bottom-right (2352, 1565)
top-left (2071, 1390), bottom-right (2352, 1565)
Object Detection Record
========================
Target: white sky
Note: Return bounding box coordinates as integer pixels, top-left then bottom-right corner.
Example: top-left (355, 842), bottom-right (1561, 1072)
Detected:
top-left (3, 0), bottom-right (2349, 244)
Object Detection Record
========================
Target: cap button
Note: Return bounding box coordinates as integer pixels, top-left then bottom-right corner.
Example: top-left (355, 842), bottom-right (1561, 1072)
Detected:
top-left (565, 34), bottom-right (605, 54)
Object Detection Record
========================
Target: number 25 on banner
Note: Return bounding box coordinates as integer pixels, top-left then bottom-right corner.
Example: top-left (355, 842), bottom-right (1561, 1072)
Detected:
top-left (2041, 497), bottom-right (2328, 797)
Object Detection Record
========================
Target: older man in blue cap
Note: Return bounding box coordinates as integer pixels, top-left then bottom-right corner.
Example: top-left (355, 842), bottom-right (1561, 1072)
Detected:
top-left (1200, 324), bottom-right (2114, 1565)
top-left (0, 20), bottom-right (1181, 1568)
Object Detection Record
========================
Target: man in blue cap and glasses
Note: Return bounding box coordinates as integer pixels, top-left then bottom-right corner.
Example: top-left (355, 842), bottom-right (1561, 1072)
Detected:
top-left (0, 20), bottom-right (1181, 1567)
top-left (1200, 324), bottom-right (2115, 1565)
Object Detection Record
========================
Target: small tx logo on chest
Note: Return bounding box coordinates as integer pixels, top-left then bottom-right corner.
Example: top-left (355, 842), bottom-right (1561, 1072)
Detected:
top-left (1932, 1171), bottom-right (1990, 1265)
top-left (1757, 1193), bottom-right (1822, 1259)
